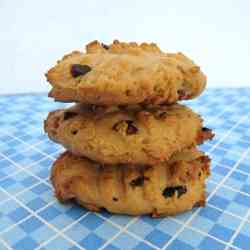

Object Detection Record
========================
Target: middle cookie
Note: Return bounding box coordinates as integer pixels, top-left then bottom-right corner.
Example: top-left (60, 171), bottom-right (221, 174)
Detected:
top-left (44, 104), bottom-right (214, 165)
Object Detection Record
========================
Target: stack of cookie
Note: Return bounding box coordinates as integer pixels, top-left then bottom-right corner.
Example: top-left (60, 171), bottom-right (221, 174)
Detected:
top-left (44, 40), bottom-right (214, 217)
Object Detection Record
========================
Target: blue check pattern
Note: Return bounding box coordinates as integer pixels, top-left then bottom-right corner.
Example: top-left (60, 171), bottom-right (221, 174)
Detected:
top-left (0, 89), bottom-right (250, 249)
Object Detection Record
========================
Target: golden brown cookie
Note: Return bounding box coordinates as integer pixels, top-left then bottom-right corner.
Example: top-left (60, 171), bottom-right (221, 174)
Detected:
top-left (51, 148), bottom-right (210, 217)
top-left (46, 40), bottom-right (206, 105)
top-left (44, 103), bottom-right (214, 165)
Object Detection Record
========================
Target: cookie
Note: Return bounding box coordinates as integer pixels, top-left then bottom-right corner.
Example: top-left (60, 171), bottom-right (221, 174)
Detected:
top-left (51, 148), bottom-right (210, 216)
top-left (46, 40), bottom-right (206, 105)
top-left (44, 104), bottom-right (214, 165)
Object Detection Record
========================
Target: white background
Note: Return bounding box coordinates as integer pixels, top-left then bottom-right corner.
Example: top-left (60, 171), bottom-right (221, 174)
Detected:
top-left (0, 0), bottom-right (250, 94)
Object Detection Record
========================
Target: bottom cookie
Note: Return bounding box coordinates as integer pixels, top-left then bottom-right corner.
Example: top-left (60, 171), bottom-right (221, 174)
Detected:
top-left (51, 148), bottom-right (210, 217)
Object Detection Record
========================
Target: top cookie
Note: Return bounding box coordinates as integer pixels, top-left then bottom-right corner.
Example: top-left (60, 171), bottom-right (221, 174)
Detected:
top-left (46, 40), bottom-right (206, 105)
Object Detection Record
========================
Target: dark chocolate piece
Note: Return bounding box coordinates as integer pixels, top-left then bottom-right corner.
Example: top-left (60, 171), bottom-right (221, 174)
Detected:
top-left (126, 120), bottom-right (138, 135)
top-left (64, 111), bottom-right (78, 120)
top-left (71, 64), bottom-right (92, 77)
top-left (71, 129), bottom-right (78, 135)
top-left (130, 176), bottom-right (149, 188)
top-left (162, 186), bottom-right (187, 198)
top-left (112, 120), bottom-right (138, 135)
top-left (155, 111), bottom-right (167, 119)
top-left (101, 43), bottom-right (109, 50)
top-left (202, 127), bottom-right (211, 132)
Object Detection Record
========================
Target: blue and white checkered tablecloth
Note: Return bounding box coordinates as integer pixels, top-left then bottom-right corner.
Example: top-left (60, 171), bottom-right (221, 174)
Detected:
top-left (0, 88), bottom-right (250, 250)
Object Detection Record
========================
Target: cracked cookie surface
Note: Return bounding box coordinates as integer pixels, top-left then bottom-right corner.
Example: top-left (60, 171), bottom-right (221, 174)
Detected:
top-left (51, 148), bottom-right (210, 216)
top-left (44, 103), bottom-right (214, 165)
top-left (46, 40), bottom-right (206, 105)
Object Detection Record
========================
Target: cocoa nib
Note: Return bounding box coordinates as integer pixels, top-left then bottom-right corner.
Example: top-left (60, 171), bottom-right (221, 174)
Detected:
top-left (71, 64), bottom-right (92, 78)
top-left (162, 186), bottom-right (187, 198)
top-left (130, 176), bottom-right (149, 188)
top-left (64, 111), bottom-right (78, 120)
